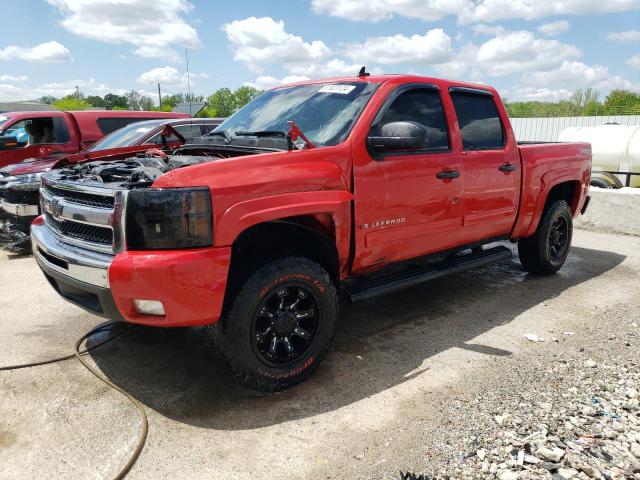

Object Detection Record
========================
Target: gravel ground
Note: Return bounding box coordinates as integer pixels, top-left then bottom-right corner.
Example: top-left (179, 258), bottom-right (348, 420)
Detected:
top-left (0, 229), bottom-right (638, 480)
top-left (402, 307), bottom-right (640, 480)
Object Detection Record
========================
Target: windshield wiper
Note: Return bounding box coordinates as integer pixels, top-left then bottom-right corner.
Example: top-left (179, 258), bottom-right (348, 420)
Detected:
top-left (205, 130), bottom-right (231, 144)
top-left (234, 130), bottom-right (287, 138)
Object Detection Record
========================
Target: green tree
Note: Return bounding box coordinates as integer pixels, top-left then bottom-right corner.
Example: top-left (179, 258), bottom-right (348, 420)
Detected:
top-left (205, 88), bottom-right (236, 117)
top-left (139, 96), bottom-right (155, 111)
top-left (603, 89), bottom-right (640, 114)
top-left (86, 95), bottom-right (105, 108)
top-left (104, 93), bottom-right (129, 110)
top-left (124, 90), bottom-right (156, 111)
top-left (52, 96), bottom-right (91, 111)
top-left (234, 86), bottom-right (262, 110)
top-left (569, 88), bottom-right (599, 110)
top-left (39, 95), bottom-right (57, 105)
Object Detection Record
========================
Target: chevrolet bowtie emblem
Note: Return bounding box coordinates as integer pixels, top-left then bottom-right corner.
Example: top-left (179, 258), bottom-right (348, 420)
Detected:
top-left (44, 196), bottom-right (64, 220)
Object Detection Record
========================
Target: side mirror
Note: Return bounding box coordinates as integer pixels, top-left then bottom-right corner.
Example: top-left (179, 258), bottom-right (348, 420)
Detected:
top-left (368, 121), bottom-right (428, 153)
top-left (0, 136), bottom-right (20, 151)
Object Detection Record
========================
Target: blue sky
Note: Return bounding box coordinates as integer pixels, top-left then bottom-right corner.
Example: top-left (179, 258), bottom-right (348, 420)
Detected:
top-left (1, 0), bottom-right (639, 103)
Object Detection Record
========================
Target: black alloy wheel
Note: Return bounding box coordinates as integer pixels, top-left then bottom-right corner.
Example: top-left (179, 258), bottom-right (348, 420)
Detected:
top-left (548, 216), bottom-right (569, 261)
top-left (251, 284), bottom-right (319, 365)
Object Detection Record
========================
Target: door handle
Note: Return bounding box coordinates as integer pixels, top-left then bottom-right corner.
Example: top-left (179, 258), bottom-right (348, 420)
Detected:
top-left (499, 163), bottom-right (517, 172)
top-left (436, 170), bottom-right (460, 180)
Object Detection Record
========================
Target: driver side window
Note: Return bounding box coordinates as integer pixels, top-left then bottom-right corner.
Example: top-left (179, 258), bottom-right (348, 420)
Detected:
top-left (377, 89), bottom-right (450, 151)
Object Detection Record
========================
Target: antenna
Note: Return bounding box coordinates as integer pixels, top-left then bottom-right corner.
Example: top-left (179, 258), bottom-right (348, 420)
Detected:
top-left (358, 66), bottom-right (370, 77)
top-left (185, 48), bottom-right (193, 118)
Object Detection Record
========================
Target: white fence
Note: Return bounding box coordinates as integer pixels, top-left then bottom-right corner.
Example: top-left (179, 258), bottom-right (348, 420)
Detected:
top-left (510, 115), bottom-right (640, 142)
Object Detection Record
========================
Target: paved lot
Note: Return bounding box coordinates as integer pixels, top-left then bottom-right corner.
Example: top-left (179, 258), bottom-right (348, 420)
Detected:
top-left (0, 229), bottom-right (638, 479)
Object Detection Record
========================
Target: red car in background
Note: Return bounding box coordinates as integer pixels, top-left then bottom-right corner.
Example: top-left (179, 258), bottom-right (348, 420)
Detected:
top-left (0, 110), bottom-right (190, 169)
top-left (0, 117), bottom-right (223, 251)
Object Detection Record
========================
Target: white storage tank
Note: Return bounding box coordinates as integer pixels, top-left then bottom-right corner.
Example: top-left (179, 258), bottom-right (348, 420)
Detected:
top-left (559, 124), bottom-right (640, 187)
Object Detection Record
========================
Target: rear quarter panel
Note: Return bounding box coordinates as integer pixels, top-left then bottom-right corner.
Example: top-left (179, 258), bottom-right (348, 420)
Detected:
top-left (511, 142), bottom-right (591, 238)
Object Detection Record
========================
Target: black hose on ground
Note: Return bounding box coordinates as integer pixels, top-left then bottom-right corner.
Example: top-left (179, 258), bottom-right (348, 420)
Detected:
top-left (0, 321), bottom-right (148, 480)
top-left (0, 322), bottom-right (125, 371)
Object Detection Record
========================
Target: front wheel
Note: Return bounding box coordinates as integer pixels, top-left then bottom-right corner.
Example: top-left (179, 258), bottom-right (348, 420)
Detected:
top-left (208, 257), bottom-right (338, 392)
top-left (518, 200), bottom-right (573, 275)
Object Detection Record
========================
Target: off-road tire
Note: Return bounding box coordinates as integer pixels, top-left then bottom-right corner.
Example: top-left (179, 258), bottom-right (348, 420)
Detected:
top-left (208, 257), bottom-right (338, 392)
top-left (518, 200), bottom-right (573, 275)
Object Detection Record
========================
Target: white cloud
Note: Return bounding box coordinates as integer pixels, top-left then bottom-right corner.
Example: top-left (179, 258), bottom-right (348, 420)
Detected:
top-left (47, 0), bottom-right (200, 62)
top-left (244, 75), bottom-right (311, 90)
top-left (472, 24), bottom-right (507, 36)
top-left (0, 75), bottom-right (28, 82)
top-left (0, 41), bottom-right (72, 63)
top-left (607, 30), bottom-right (640, 43)
top-left (285, 59), bottom-right (368, 78)
top-left (222, 17), bottom-right (331, 73)
top-left (344, 29), bottom-right (452, 65)
top-left (311, 0), bottom-right (639, 24)
top-left (137, 66), bottom-right (209, 91)
top-left (628, 54), bottom-right (640, 70)
top-left (458, 0), bottom-right (638, 24)
top-left (311, 0), bottom-right (467, 22)
top-left (522, 61), bottom-right (630, 91)
top-left (474, 30), bottom-right (581, 76)
top-left (0, 78), bottom-right (129, 102)
top-left (138, 66), bottom-right (183, 85)
top-left (537, 20), bottom-right (570, 36)
top-left (0, 84), bottom-right (23, 100)
top-left (507, 87), bottom-right (574, 102)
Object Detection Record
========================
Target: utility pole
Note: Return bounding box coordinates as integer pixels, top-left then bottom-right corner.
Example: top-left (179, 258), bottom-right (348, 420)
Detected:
top-left (75, 85), bottom-right (80, 108)
top-left (157, 82), bottom-right (162, 109)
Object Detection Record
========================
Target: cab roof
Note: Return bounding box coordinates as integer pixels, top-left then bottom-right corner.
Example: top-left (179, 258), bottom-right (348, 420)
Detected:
top-left (276, 74), bottom-right (498, 96)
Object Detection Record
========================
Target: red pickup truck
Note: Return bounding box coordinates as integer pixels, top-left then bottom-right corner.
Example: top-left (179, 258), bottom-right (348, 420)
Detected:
top-left (32, 74), bottom-right (591, 392)
top-left (0, 118), bottom-right (223, 251)
top-left (0, 110), bottom-right (189, 168)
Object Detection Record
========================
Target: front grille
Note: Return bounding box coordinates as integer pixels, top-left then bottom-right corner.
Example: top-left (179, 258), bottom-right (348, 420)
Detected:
top-left (45, 212), bottom-right (114, 246)
top-left (43, 184), bottom-right (115, 209)
top-left (41, 180), bottom-right (118, 253)
top-left (4, 188), bottom-right (39, 205)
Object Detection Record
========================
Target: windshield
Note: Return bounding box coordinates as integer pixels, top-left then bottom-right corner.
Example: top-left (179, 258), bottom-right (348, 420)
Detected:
top-left (85, 121), bottom-right (164, 151)
top-left (0, 115), bottom-right (10, 130)
top-left (213, 81), bottom-right (378, 147)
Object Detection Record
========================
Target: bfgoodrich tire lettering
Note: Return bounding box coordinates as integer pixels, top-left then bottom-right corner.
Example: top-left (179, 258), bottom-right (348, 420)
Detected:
top-left (518, 200), bottom-right (573, 275)
top-left (209, 257), bottom-right (338, 392)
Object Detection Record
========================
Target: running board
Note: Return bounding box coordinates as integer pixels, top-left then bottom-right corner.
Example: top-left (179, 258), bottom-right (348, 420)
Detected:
top-left (345, 246), bottom-right (512, 302)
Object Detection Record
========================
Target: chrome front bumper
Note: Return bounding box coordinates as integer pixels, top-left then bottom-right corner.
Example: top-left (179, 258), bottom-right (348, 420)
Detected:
top-left (0, 199), bottom-right (38, 216)
top-left (31, 221), bottom-right (113, 288)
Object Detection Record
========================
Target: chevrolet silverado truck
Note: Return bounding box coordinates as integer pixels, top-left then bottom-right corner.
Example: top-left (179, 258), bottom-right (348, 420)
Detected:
top-left (0, 118), bottom-right (223, 251)
top-left (0, 110), bottom-right (189, 169)
top-left (31, 73), bottom-right (591, 392)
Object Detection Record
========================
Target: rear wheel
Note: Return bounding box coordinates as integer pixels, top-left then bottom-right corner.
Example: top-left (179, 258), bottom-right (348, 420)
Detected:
top-left (208, 257), bottom-right (338, 392)
top-left (518, 200), bottom-right (573, 275)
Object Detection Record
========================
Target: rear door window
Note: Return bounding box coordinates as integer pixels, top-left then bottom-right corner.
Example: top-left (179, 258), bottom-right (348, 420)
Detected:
top-left (450, 91), bottom-right (505, 150)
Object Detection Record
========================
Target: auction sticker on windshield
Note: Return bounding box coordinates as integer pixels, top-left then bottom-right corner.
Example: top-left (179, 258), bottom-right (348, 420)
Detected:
top-left (318, 84), bottom-right (356, 94)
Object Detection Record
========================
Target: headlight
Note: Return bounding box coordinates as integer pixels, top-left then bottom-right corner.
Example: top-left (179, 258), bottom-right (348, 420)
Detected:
top-left (1, 173), bottom-right (43, 190)
top-left (125, 187), bottom-right (213, 250)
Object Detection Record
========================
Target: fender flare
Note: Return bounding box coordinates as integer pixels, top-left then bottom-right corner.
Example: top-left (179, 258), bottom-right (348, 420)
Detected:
top-left (525, 168), bottom-right (581, 237)
top-left (215, 190), bottom-right (353, 262)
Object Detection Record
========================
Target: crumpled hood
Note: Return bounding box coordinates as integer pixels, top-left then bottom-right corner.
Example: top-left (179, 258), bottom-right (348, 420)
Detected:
top-left (0, 153), bottom-right (71, 176)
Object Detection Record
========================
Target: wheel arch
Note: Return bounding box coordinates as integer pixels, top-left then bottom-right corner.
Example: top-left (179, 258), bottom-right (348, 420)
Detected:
top-left (221, 213), bottom-right (347, 316)
top-left (521, 176), bottom-right (582, 238)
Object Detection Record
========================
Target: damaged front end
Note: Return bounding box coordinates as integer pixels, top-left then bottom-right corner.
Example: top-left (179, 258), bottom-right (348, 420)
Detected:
top-left (0, 172), bottom-right (42, 252)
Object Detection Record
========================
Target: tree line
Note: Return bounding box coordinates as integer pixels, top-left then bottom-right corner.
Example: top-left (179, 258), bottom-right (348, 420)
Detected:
top-left (40, 86), bottom-right (640, 119)
top-left (39, 86), bottom-right (263, 117)
top-left (505, 88), bottom-right (640, 118)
